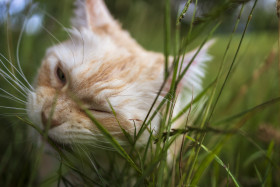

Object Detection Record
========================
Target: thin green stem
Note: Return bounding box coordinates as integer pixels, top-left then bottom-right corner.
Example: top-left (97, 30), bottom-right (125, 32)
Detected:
top-left (186, 1), bottom-right (258, 184)
top-left (164, 0), bottom-right (171, 79)
top-left (208, 2), bottom-right (256, 122)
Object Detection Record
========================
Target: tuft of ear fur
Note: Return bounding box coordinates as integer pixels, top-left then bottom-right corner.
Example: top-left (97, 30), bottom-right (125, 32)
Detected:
top-left (71, 0), bottom-right (118, 30)
top-left (164, 39), bottom-right (214, 97)
top-left (179, 39), bottom-right (215, 93)
top-left (71, 0), bottom-right (144, 52)
top-left (167, 39), bottom-right (215, 96)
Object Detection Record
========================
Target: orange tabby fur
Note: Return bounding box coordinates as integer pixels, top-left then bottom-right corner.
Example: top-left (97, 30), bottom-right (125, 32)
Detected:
top-left (26, 0), bottom-right (213, 160)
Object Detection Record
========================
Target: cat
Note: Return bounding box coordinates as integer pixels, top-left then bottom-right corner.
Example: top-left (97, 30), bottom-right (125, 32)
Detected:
top-left (25, 0), bottom-right (213, 163)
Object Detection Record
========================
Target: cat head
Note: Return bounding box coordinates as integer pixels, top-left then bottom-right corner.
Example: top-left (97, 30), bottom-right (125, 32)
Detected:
top-left (26, 0), bottom-right (212, 146)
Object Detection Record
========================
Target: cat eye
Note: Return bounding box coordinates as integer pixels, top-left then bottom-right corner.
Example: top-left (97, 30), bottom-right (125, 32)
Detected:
top-left (56, 67), bottom-right (66, 84)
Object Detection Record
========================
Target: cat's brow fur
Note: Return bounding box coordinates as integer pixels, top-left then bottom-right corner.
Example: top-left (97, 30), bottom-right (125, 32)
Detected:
top-left (27, 0), bottom-right (213, 154)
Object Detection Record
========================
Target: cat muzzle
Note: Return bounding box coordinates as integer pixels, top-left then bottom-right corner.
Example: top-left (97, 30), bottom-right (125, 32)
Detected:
top-left (41, 111), bottom-right (62, 129)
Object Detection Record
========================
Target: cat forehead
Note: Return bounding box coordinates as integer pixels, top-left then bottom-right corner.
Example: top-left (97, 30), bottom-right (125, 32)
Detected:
top-left (45, 28), bottom-right (131, 67)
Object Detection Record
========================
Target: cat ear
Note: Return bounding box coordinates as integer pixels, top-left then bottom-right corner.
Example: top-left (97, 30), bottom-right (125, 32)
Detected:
top-left (165, 39), bottom-right (215, 95)
top-left (71, 0), bottom-right (118, 30)
top-left (71, 0), bottom-right (144, 51)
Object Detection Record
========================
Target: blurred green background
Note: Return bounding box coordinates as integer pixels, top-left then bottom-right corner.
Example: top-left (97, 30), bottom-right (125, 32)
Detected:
top-left (0, 0), bottom-right (279, 186)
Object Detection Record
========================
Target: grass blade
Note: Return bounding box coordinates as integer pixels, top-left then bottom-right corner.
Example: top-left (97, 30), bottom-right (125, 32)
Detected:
top-left (83, 108), bottom-right (141, 174)
top-left (185, 136), bottom-right (240, 187)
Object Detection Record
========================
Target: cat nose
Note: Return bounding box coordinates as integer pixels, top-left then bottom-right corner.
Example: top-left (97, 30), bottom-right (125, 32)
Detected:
top-left (41, 112), bottom-right (61, 128)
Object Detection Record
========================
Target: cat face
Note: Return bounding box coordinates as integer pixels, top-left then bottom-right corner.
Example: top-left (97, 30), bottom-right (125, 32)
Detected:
top-left (27, 36), bottom-right (163, 145)
top-left (27, 0), bottom-right (166, 145)
top-left (26, 0), bottom-right (212, 146)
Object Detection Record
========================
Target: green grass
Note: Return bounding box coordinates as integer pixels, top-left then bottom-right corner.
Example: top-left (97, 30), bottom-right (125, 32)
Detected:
top-left (0, 0), bottom-right (280, 186)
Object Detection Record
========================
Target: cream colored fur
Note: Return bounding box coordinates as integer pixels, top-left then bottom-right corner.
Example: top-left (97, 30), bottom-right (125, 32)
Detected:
top-left (26, 0), bottom-right (213, 162)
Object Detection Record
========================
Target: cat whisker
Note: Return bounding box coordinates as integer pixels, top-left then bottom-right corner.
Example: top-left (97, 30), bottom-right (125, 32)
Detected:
top-left (83, 142), bottom-right (117, 151)
top-left (16, 4), bottom-right (37, 91)
top-left (40, 25), bottom-right (77, 66)
top-left (69, 130), bottom-right (130, 146)
top-left (0, 94), bottom-right (26, 104)
top-left (67, 130), bottom-right (123, 144)
top-left (0, 105), bottom-right (28, 111)
top-left (74, 145), bottom-right (89, 169)
top-left (0, 70), bottom-right (28, 97)
top-left (66, 130), bottom-right (103, 137)
top-left (0, 77), bottom-right (27, 98)
top-left (0, 113), bottom-right (27, 117)
top-left (69, 135), bottom-right (117, 151)
top-left (74, 144), bottom-right (86, 160)
top-left (0, 75), bottom-right (31, 97)
top-left (0, 88), bottom-right (27, 104)
top-left (39, 8), bottom-right (78, 65)
top-left (81, 149), bottom-right (100, 174)
top-left (0, 57), bottom-right (33, 93)
top-left (77, 29), bottom-right (85, 64)
top-left (0, 76), bottom-right (29, 97)
top-left (40, 25), bottom-right (62, 44)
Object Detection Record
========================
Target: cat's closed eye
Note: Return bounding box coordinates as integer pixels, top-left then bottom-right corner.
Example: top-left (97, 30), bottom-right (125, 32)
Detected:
top-left (86, 100), bottom-right (111, 114)
top-left (88, 107), bottom-right (111, 114)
